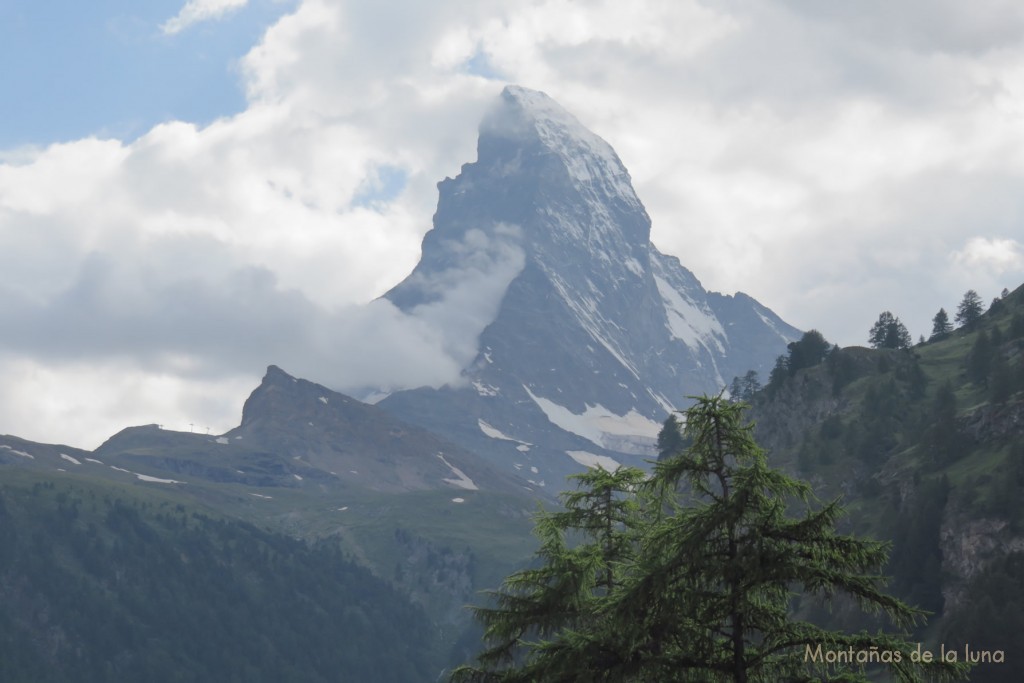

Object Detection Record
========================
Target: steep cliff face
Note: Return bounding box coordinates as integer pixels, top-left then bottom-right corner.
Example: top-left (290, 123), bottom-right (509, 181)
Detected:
top-left (381, 86), bottom-right (799, 489)
top-left (940, 508), bottom-right (1024, 610)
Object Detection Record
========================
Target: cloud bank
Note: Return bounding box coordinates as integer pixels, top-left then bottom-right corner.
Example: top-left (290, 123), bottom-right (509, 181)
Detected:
top-left (3, 0), bottom-right (1024, 447)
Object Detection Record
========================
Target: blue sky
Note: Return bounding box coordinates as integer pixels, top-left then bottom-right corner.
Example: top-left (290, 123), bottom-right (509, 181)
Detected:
top-left (0, 1), bottom-right (294, 148)
top-left (2, 0), bottom-right (1024, 448)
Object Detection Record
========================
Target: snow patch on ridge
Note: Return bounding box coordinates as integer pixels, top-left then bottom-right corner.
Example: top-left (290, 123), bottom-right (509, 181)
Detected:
top-left (478, 419), bottom-right (531, 449)
top-left (566, 450), bottom-right (622, 471)
top-left (548, 270), bottom-right (641, 380)
top-left (437, 453), bottom-right (479, 491)
top-left (473, 381), bottom-right (500, 397)
top-left (136, 473), bottom-right (182, 484)
top-left (524, 386), bottom-right (662, 451)
top-left (60, 453), bottom-right (82, 465)
top-left (755, 309), bottom-right (799, 343)
top-left (654, 275), bottom-right (726, 354)
top-left (0, 445), bottom-right (34, 459)
top-left (503, 86), bottom-right (640, 207)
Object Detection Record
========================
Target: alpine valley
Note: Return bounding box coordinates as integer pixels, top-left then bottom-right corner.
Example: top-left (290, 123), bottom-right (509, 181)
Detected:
top-left (2, 86), bottom-right (1021, 681)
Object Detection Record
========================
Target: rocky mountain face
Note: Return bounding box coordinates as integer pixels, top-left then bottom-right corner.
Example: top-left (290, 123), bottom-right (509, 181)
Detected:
top-left (223, 365), bottom-right (526, 495)
top-left (380, 86), bottom-right (800, 488)
top-left (72, 365), bottom-right (527, 498)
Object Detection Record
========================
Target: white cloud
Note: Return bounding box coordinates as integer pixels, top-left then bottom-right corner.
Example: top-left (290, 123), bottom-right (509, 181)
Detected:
top-left (5, 0), bottom-right (1024, 446)
top-left (0, 355), bottom-right (257, 450)
top-left (162, 0), bottom-right (249, 35)
top-left (952, 237), bottom-right (1024, 274)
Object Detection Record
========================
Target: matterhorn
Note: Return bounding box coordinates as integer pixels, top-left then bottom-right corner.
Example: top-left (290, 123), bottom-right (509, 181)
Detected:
top-left (377, 86), bottom-right (800, 488)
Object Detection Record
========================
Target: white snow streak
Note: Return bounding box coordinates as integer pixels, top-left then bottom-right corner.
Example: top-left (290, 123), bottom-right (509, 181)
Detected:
top-left (136, 473), bottom-right (182, 484)
top-left (547, 271), bottom-right (641, 380)
top-left (437, 453), bottom-right (479, 491)
top-left (524, 385), bottom-right (662, 451)
top-left (477, 419), bottom-right (532, 449)
top-left (566, 450), bottom-right (622, 471)
top-left (0, 445), bottom-right (34, 459)
top-left (654, 275), bottom-right (726, 354)
top-left (506, 87), bottom-right (640, 206)
top-left (472, 381), bottom-right (500, 397)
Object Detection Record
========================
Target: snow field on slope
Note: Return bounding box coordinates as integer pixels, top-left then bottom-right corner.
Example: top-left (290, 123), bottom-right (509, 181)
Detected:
top-left (436, 453), bottom-right (479, 491)
top-left (654, 275), bottom-right (726, 354)
top-left (523, 386), bottom-right (662, 451)
top-left (566, 450), bottom-right (622, 471)
top-left (477, 419), bottom-right (532, 450)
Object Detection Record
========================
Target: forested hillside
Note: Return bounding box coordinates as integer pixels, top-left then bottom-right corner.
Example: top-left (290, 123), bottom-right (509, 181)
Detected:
top-left (0, 472), bottom-right (443, 682)
top-left (743, 284), bottom-right (1024, 682)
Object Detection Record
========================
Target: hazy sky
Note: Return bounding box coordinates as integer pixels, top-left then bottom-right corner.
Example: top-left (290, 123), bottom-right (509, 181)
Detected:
top-left (3, 0), bottom-right (1024, 448)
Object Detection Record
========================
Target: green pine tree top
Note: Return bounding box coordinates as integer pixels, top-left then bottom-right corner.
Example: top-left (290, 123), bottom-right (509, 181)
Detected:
top-left (452, 395), bottom-right (970, 683)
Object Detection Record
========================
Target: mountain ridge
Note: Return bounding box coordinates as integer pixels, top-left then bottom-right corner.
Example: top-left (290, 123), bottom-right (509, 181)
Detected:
top-left (379, 85), bottom-right (800, 488)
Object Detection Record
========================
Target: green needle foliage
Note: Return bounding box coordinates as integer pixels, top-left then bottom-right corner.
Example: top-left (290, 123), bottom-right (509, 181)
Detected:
top-left (451, 395), bottom-right (969, 683)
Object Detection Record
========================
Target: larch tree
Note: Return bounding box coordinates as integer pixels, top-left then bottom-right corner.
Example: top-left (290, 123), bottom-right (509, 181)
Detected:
top-left (930, 308), bottom-right (951, 340)
top-left (955, 290), bottom-right (983, 330)
top-left (452, 396), bottom-right (969, 682)
top-left (869, 312), bottom-right (912, 350)
top-left (449, 465), bottom-right (646, 682)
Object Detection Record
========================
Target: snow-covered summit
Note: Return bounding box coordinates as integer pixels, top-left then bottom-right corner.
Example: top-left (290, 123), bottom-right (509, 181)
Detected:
top-left (379, 86), bottom-right (800, 491)
top-left (485, 86), bottom-right (641, 209)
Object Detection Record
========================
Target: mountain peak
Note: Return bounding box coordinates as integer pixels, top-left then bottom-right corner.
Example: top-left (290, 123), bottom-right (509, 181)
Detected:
top-left (380, 85), bottom-right (800, 491)
top-left (264, 364), bottom-right (294, 382)
top-left (495, 85), bottom-right (601, 148)
top-left (478, 86), bottom-right (641, 211)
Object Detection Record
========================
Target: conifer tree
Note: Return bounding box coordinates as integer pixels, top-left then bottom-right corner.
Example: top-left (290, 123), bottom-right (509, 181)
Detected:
top-left (788, 330), bottom-right (832, 371)
top-left (930, 308), bottom-right (951, 340)
top-left (742, 370), bottom-right (761, 397)
top-left (729, 375), bottom-right (744, 401)
top-left (449, 465), bottom-right (646, 682)
top-left (955, 290), bottom-right (983, 330)
top-left (728, 371), bottom-right (763, 402)
top-left (869, 312), bottom-right (912, 350)
top-left (657, 413), bottom-right (686, 458)
top-left (453, 397), bottom-right (968, 682)
top-left (767, 355), bottom-right (789, 396)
